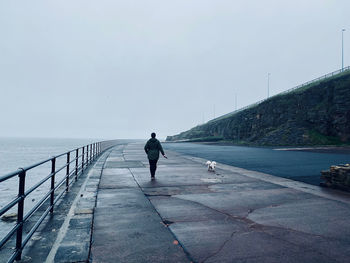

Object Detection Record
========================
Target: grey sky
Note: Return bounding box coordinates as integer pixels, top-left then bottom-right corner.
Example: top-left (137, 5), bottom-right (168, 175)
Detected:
top-left (0, 0), bottom-right (349, 139)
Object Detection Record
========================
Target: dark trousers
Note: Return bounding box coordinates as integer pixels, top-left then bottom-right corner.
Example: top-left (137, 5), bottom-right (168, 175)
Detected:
top-left (149, 159), bottom-right (158, 177)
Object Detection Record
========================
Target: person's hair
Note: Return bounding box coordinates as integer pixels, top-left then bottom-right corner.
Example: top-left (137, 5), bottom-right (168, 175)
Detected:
top-left (151, 132), bottom-right (156, 138)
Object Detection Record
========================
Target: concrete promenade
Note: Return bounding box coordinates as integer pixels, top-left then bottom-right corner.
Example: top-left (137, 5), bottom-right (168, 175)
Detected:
top-left (91, 143), bottom-right (350, 263)
top-left (14, 142), bottom-right (350, 263)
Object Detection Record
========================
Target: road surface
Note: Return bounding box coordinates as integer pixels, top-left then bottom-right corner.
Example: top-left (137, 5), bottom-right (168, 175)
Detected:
top-left (164, 143), bottom-right (350, 186)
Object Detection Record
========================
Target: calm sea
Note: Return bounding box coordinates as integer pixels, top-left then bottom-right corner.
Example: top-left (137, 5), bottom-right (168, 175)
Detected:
top-left (0, 137), bottom-right (97, 238)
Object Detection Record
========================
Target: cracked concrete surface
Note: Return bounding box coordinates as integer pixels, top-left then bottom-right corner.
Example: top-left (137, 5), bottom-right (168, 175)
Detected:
top-left (14, 141), bottom-right (350, 262)
top-left (11, 141), bottom-right (341, 263)
top-left (89, 142), bottom-right (350, 263)
top-left (13, 141), bottom-right (350, 263)
top-left (125, 145), bottom-right (350, 262)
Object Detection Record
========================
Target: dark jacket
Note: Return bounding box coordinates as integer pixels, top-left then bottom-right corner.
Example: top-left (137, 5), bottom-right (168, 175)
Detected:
top-left (144, 138), bottom-right (165, 160)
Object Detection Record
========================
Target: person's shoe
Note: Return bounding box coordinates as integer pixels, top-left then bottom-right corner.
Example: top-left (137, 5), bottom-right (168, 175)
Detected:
top-left (151, 176), bottom-right (155, 180)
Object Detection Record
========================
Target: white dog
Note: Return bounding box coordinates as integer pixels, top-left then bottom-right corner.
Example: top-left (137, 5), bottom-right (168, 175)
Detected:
top-left (206, 161), bottom-right (216, 172)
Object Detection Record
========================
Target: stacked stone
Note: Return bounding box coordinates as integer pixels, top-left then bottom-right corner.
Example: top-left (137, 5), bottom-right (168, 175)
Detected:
top-left (321, 164), bottom-right (350, 191)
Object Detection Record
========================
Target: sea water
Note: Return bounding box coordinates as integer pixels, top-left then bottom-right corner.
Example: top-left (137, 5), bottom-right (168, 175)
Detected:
top-left (0, 137), bottom-right (96, 239)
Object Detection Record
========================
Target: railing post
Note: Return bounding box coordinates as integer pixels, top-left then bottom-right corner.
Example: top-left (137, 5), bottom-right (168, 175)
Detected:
top-left (87, 145), bottom-right (89, 165)
top-left (90, 144), bottom-right (92, 163)
top-left (15, 169), bottom-right (26, 261)
top-left (82, 146), bottom-right (85, 171)
top-left (75, 148), bottom-right (78, 180)
top-left (66, 152), bottom-right (70, 191)
top-left (50, 157), bottom-right (56, 213)
top-left (88, 144), bottom-right (91, 163)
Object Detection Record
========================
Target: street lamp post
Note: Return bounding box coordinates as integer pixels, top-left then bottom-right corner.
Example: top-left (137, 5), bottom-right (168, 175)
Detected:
top-left (267, 73), bottom-right (271, 98)
top-left (235, 93), bottom-right (237, 111)
top-left (342, 29), bottom-right (346, 71)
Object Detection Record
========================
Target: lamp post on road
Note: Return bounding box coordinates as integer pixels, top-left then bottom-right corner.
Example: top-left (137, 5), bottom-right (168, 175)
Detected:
top-left (235, 93), bottom-right (237, 111)
top-left (342, 29), bottom-right (346, 71)
top-left (267, 73), bottom-right (271, 98)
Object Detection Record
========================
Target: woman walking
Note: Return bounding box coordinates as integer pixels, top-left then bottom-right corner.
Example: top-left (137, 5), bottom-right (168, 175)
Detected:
top-left (144, 133), bottom-right (167, 179)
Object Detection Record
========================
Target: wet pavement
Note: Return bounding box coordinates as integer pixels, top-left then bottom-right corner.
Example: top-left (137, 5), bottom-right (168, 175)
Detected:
top-left (91, 142), bottom-right (350, 263)
top-left (163, 142), bottom-right (350, 186)
top-left (14, 142), bottom-right (350, 262)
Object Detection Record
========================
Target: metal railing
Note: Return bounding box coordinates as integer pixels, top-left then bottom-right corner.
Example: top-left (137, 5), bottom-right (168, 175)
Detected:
top-left (209, 66), bottom-right (350, 123)
top-left (0, 140), bottom-right (118, 262)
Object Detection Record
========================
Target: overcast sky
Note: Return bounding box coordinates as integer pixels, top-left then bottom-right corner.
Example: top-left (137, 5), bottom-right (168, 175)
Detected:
top-left (0, 0), bottom-right (349, 140)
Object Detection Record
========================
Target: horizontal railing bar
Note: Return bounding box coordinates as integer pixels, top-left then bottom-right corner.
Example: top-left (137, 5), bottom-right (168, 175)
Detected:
top-left (55, 154), bottom-right (103, 204)
top-left (23, 190), bottom-right (52, 222)
top-left (68, 177), bottom-right (75, 187)
top-left (22, 167), bottom-right (85, 245)
top-left (24, 156), bottom-right (91, 222)
top-left (49, 148), bottom-right (79, 159)
top-left (54, 151), bottom-right (71, 159)
top-left (0, 169), bottom-right (22, 182)
top-left (54, 188), bottom-right (67, 205)
top-left (69, 158), bottom-right (78, 165)
top-left (51, 182), bottom-right (74, 210)
top-left (0, 140), bottom-right (116, 263)
top-left (50, 147), bottom-right (83, 159)
top-left (53, 179), bottom-right (77, 208)
top-left (76, 166), bottom-right (83, 174)
top-left (21, 205), bottom-right (52, 250)
top-left (54, 163), bottom-right (67, 174)
top-left (22, 205), bottom-right (51, 249)
top-left (7, 249), bottom-right (20, 263)
top-left (77, 153), bottom-right (86, 159)
top-left (24, 173), bottom-right (53, 197)
top-left (0, 196), bottom-right (22, 217)
top-left (1, 145), bottom-right (96, 180)
top-left (0, 223), bottom-right (20, 249)
top-left (68, 170), bottom-right (76, 178)
top-left (23, 165), bottom-right (84, 227)
top-left (20, 157), bottom-right (53, 172)
top-left (54, 175), bottom-right (70, 193)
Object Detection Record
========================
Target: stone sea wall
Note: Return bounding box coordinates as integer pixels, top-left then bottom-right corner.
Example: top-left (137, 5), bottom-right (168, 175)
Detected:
top-left (321, 164), bottom-right (350, 191)
top-left (167, 71), bottom-right (350, 146)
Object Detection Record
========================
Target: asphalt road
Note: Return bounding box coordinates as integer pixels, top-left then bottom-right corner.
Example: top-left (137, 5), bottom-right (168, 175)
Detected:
top-left (163, 142), bottom-right (350, 186)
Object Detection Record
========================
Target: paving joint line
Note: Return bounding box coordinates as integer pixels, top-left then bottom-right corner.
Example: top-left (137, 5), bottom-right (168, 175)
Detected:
top-left (88, 147), bottom-right (115, 261)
